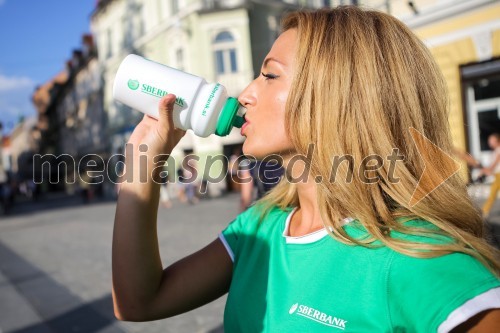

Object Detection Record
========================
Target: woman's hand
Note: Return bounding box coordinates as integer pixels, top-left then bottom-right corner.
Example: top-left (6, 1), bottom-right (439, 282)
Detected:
top-left (112, 96), bottom-right (233, 321)
top-left (120, 94), bottom-right (186, 187)
top-left (127, 94), bottom-right (186, 159)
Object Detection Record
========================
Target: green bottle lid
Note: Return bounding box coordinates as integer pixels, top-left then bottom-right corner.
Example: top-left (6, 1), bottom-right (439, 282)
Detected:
top-left (215, 97), bottom-right (245, 136)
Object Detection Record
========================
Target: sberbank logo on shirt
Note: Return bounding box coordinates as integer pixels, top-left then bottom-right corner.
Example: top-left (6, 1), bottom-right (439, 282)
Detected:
top-left (289, 303), bottom-right (347, 330)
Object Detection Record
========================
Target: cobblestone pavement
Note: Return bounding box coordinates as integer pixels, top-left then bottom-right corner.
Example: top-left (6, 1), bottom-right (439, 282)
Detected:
top-left (0, 188), bottom-right (499, 333)
top-left (0, 193), bottom-right (241, 333)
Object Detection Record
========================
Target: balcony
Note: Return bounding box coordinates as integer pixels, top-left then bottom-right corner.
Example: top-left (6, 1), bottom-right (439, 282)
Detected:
top-left (201, 0), bottom-right (246, 11)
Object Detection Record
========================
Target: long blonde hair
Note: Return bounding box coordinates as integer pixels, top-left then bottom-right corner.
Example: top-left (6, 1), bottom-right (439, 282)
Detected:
top-left (256, 6), bottom-right (500, 275)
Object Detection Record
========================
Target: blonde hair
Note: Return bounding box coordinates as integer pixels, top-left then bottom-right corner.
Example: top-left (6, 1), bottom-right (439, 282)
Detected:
top-left (255, 6), bottom-right (500, 274)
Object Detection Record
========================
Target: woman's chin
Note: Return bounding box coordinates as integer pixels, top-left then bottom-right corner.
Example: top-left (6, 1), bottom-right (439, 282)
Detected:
top-left (242, 142), bottom-right (269, 160)
top-left (241, 141), bottom-right (254, 157)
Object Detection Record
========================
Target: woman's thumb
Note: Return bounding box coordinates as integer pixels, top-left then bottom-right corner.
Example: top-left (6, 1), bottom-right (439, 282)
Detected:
top-left (158, 94), bottom-right (177, 128)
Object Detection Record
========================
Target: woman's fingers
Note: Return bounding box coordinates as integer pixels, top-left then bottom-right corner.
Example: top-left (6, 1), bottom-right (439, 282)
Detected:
top-left (160, 94), bottom-right (187, 141)
top-left (158, 94), bottom-right (177, 130)
top-left (155, 94), bottom-right (186, 149)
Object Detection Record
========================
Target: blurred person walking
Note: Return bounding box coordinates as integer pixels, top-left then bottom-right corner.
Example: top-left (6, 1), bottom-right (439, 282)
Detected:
top-left (479, 133), bottom-right (500, 218)
top-left (159, 181), bottom-right (172, 208)
top-left (227, 148), bottom-right (242, 193)
top-left (177, 160), bottom-right (199, 205)
top-left (238, 158), bottom-right (254, 212)
top-left (239, 159), bottom-right (284, 212)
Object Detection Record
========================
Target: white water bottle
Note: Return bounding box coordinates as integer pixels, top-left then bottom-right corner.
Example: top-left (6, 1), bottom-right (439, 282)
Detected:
top-left (112, 54), bottom-right (245, 137)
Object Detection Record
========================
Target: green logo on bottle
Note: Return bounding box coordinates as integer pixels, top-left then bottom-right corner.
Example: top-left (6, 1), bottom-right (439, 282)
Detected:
top-left (140, 83), bottom-right (186, 107)
top-left (128, 79), bottom-right (140, 90)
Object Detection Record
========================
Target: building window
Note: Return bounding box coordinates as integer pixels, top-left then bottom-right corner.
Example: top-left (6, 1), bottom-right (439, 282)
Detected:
top-left (136, 5), bottom-right (145, 37)
top-left (157, 0), bottom-right (164, 23)
top-left (461, 59), bottom-right (500, 173)
top-left (106, 29), bottom-right (113, 59)
top-left (213, 31), bottom-right (238, 75)
top-left (267, 15), bottom-right (280, 43)
top-left (122, 16), bottom-right (133, 49)
top-left (176, 48), bottom-right (184, 71)
top-left (172, 0), bottom-right (179, 14)
top-left (215, 50), bottom-right (224, 73)
top-left (229, 49), bottom-right (237, 72)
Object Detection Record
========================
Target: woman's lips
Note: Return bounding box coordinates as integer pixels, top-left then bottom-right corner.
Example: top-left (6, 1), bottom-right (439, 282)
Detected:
top-left (241, 121), bottom-right (250, 136)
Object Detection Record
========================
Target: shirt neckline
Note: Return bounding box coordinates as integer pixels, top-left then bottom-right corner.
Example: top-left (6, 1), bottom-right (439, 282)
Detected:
top-left (282, 207), bottom-right (354, 244)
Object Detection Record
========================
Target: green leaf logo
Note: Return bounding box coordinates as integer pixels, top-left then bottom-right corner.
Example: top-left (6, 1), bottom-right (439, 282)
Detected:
top-left (127, 79), bottom-right (140, 90)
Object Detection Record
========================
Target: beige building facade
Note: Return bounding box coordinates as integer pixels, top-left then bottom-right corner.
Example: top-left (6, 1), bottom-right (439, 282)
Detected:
top-left (91, 0), bottom-right (328, 191)
top-left (359, 0), bottom-right (500, 180)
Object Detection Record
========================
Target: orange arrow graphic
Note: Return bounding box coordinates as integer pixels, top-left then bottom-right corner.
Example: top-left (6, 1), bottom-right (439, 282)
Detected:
top-left (409, 127), bottom-right (461, 207)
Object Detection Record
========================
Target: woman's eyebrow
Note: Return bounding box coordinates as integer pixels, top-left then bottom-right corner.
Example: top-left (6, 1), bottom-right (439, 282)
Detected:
top-left (263, 57), bottom-right (285, 68)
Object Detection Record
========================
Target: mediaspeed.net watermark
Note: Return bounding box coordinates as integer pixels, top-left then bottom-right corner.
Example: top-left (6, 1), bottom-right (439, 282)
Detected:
top-left (32, 144), bottom-right (403, 185)
top-left (31, 128), bottom-right (461, 206)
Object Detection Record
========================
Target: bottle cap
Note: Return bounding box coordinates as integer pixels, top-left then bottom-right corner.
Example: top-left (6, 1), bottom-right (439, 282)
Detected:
top-left (215, 97), bottom-right (245, 136)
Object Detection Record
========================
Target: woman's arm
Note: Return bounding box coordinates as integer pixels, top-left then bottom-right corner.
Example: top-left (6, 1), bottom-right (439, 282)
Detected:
top-left (452, 147), bottom-right (481, 168)
top-left (451, 308), bottom-right (500, 332)
top-left (481, 153), bottom-right (500, 176)
top-left (112, 95), bottom-right (233, 321)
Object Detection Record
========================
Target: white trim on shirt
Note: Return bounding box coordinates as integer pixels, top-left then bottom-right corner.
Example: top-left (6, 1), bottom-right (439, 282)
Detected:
top-left (218, 233), bottom-right (234, 262)
top-left (438, 287), bottom-right (500, 333)
top-left (282, 207), bottom-right (354, 244)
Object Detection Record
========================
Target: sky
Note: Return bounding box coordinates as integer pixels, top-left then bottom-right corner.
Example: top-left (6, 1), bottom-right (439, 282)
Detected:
top-left (0, 0), bottom-right (95, 134)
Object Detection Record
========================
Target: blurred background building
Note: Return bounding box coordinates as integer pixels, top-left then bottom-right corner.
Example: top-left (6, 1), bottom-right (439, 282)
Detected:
top-left (31, 34), bottom-right (106, 194)
top-left (361, 0), bottom-right (500, 181)
top-left (16, 0), bottom-right (499, 197)
top-left (89, 0), bottom-right (331, 195)
top-left (0, 122), bottom-right (7, 187)
top-left (7, 116), bottom-right (38, 182)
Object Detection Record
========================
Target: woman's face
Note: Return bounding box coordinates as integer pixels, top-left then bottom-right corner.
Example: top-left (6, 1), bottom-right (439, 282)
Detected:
top-left (238, 29), bottom-right (297, 160)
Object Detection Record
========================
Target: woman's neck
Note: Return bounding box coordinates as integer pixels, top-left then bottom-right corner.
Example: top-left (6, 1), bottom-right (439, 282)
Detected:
top-left (285, 162), bottom-right (325, 236)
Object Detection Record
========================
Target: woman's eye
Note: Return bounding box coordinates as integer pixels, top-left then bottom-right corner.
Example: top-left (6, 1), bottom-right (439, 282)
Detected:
top-left (261, 72), bottom-right (279, 80)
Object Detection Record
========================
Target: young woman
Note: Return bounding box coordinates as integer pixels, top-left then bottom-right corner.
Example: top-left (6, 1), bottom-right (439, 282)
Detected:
top-left (112, 6), bottom-right (500, 332)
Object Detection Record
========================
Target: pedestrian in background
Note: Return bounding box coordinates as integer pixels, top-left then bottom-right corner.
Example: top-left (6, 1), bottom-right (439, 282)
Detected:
top-left (159, 181), bottom-right (172, 208)
top-left (238, 157), bottom-right (254, 212)
top-left (239, 159), bottom-right (284, 212)
top-left (177, 159), bottom-right (199, 205)
top-left (79, 168), bottom-right (94, 204)
top-left (479, 133), bottom-right (500, 219)
top-left (176, 167), bottom-right (187, 203)
top-left (250, 160), bottom-right (284, 200)
top-left (227, 147), bottom-right (243, 193)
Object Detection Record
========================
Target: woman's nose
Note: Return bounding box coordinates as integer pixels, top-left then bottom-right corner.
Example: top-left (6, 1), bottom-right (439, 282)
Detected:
top-left (238, 82), bottom-right (257, 107)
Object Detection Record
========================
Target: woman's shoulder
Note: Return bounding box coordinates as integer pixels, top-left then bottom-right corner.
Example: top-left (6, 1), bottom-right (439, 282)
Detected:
top-left (220, 203), bottom-right (293, 256)
top-left (243, 202), bottom-right (293, 217)
top-left (387, 219), bottom-right (498, 297)
top-left (389, 243), bottom-right (497, 280)
top-left (386, 231), bottom-right (500, 332)
top-left (373, 217), bottom-right (498, 284)
top-left (389, 218), bottom-right (448, 242)
top-left (226, 203), bottom-right (293, 233)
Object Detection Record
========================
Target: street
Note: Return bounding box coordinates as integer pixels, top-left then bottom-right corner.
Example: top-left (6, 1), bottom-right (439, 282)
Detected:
top-left (0, 193), bottom-right (241, 333)
top-left (0, 189), bottom-right (499, 333)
